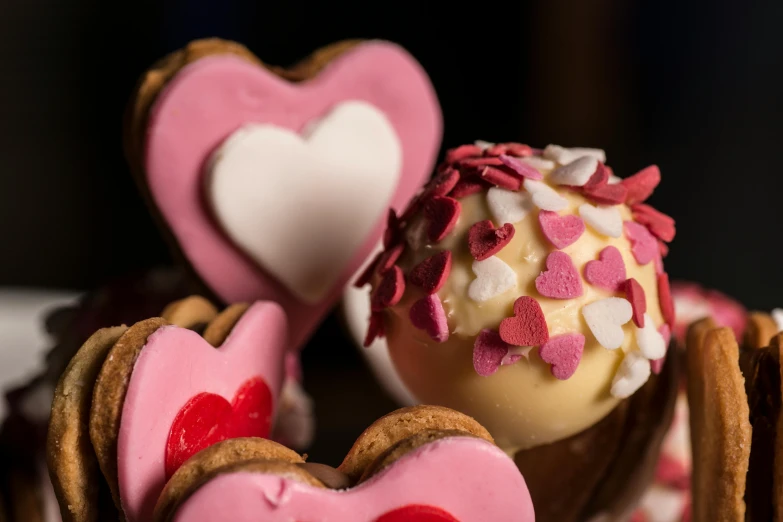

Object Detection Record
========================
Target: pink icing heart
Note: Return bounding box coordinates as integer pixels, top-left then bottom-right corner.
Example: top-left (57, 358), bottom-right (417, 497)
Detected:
top-left (538, 210), bottom-right (585, 249)
top-left (538, 333), bottom-right (585, 380)
top-left (535, 251), bottom-right (583, 299)
top-left (473, 329), bottom-right (512, 377)
top-left (624, 221), bottom-right (658, 266)
top-left (584, 246), bottom-right (627, 291)
top-left (409, 294), bottom-right (449, 343)
top-left (144, 42), bottom-right (442, 351)
top-left (167, 437), bottom-right (535, 522)
top-left (118, 302), bottom-right (288, 522)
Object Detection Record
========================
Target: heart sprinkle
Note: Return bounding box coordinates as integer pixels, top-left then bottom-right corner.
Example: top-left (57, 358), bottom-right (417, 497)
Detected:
top-left (371, 266), bottom-right (405, 311)
top-left (631, 203), bottom-right (676, 242)
top-left (499, 296), bottom-right (549, 346)
top-left (582, 297), bottom-right (633, 349)
top-left (622, 165), bottom-right (660, 205)
top-left (624, 278), bottom-right (647, 327)
top-left (548, 156), bottom-right (599, 187)
top-left (521, 156), bottom-right (556, 171)
top-left (650, 324), bottom-right (671, 374)
top-left (538, 210), bottom-right (585, 249)
top-left (409, 294), bottom-right (449, 342)
top-left (583, 179), bottom-right (628, 205)
top-left (499, 154), bottom-right (543, 180)
top-left (377, 243), bottom-right (406, 274)
top-left (543, 144), bottom-right (606, 165)
top-left (635, 313), bottom-right (666, 360)
top-left (611, 351), bottom-right (651, 398)
top-left (624, 221), bottom-right (658, 266)
top-left (658, 272), bottom-right (675, 328)
top-left (473, 329), bottom-right (513, 377)
top-left (539, 333), bottom-right (585, 380)
top-left (584, 246), bottom-right (627, 291)
top-left (486, 143), bottom-right (534, 157)
top-left (487, 187), bottom-right (534, 224)
top-left (450, 179), bottom-right (487, 198)
top-left (468, 220), bottom-right (516, 261)
top-left (428, 167), bottom-right (461, 198)
top-left (425, 196), bottom-right (461, 243)
top-left (535, 251), bottom-right (583, 299)
top-left (468, 256), bottom-right (518, 302)
top-left (578, 203), bottom-right (622, 238)
top-left (457, 156), bottom-right (504, 169)
top-left (409, 251), bottom-right (452, 294)
top-left (364, 312), bottom-right (385, 347)
top-left (445, 144), bottom-right (482, 164)
top-left (523, 179), bottom-right (569, 211)
top-left (479, 166), bottom-right (522, 191)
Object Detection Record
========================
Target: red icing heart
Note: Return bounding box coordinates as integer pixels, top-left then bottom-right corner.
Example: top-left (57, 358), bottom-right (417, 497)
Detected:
top-left (631, 203), bottom-right (676, 242)
top-left (425, 196), bottom-right (461, 243)
top-left (582, 164), bottom-right (627, 204)
top-left (478, 166), bottom-right (522, 191)
top-left (166, 376), bottom-right (272, 478)
top-left (584, 246), bottom-right (627, 291)
top-left (449, 178), bottom-right (487, 198)
top-left (538, 210), bottom-right (585, 249)
top-left (624, 278), bottom-right (647, 327)
top-left (499, 296), bottom-right (549, 346)
top-left (409, 251), bottom-right (452, 294)
top-left (622, 165), bottom-right (660, 205)
top-left (535, 251), bottom-right (583, 299)
top-left (468, 220), bottom-right (515, 261)
top-left (374, 505), bottom-right (461, 522)
top-left (658, 272), bottom-right (675, 328)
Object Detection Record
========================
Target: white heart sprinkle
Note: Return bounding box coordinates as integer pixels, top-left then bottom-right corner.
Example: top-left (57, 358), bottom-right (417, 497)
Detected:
top-left (468, 256), bottom-right (517, 303)
top-left (474, 140), bottom-right (495, 150)
top-left (523, 179), bottom-right (568, 211)
top-left (579, 203), bottom-right (623, 237)
top-left (635, 314), bottom-right (666, 359)
top-left (548, 156), bottom-right (599, 187)
top-left (582, 297), bottom-right (633, 349)
top-left (543, 144), bottom-right (606, 165)
top-left (611, 351), bottom-right (651, 398)
top-left (608, 175), bottom-right (623, 184)
top-left (772, 308), bottom-right (783, 332)
top-left (487, 187), bottom-right (534, 224)
top-left (521, 156), bottom-right (556, 171)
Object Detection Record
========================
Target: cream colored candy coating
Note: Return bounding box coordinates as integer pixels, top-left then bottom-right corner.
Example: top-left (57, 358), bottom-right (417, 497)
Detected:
top-left (382, 157), bottom-right (664, 454)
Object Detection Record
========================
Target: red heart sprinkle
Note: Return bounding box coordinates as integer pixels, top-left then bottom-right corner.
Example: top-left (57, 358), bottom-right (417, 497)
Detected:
top-left (535, 251), bottom-right (583, 299)
top-left (625, 221), bottom-right (658, 265)
top-left (428, 167), bottom-right (461, 198)
top-left (468, 220), bottom-right (516, 261)
top-left (409, 294), bottom-right (449, 342)
top-left (622, 165), bottom-right (660, 205)
top-left (457, 156), bottom-right (504, 169)
top-left (165, 376), bottom-right (272, 478)
top-left (538, 210), bottom-right (585, 249)
top-left (584, 245), bottom-right (627, 291)
top-left (583, 182), bottom-right (628, 205)
top-left (383, 209), bottom-right (401, 249)
top-left (659, 240), bottom-right (669, 258)
top-left (583, 162), bottom-right (609, 189)
top-left (624, 278), bottom-right (647, 327)
top-left (473, 329), bottom-right (512, 377)
top-left (499, 296), bottom-right (549, 346)
top-left (498, 155), bottom-right (543, 180)
top-left (631, 203), bottom-right (676, 242)
top-left (479, 165), bottom-right (522, 191)
top-left (409, 251), bottom-right (452, 294)
top-left (371, 265), bottom-right (405, 311)
top-left (538, 333), bottom-right (585, 380)
top-left (485, 142), bottom-right (534, 157)
top-left (658, 272), bottom-right (675, 328)
top-left (445, 144), bottom-right (482, 164)
top-left (354, 252), bottom-right (382, 288)
top-left (377, 243), bottom-right (406, 274)
top-left (425, 196), bottom-right (461, 243)
top-left (400, 191), bottom-right (425, 222)
top-left (364, 311), bottom-right (385, 347)
top-left (450, 178), bottom-right (487, 198)
top-left (374, 505), bottom-right (460, 522)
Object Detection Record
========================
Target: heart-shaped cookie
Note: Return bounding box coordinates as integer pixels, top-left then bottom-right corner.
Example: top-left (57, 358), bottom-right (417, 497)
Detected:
top-left (125, 38), bottom-right (442, 350)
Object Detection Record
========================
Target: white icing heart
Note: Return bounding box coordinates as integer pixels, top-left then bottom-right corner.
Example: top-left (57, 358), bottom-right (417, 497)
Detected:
top-left (523, 179), bottom-right (568, 212)
top-left (579, 203), bottom-right (623, 238)
top-left (208, 101), bottom-right (402, 304)
top-left (468, 256), bottom-right (517, 303)
top-left (611, 351), bottom-right (651, 398)
top-left (548, 156), bottom-right (598, 187)
top-left (487, 187), bottom-right (534, 224)
top-left (582, 297), bottom-right (633, 349)
top-left (521, 156), bottom-right (555, 171)
top-left (543, 144), bottom-right (606, 165)
top-left (635, 314), bottom-right (667, 359)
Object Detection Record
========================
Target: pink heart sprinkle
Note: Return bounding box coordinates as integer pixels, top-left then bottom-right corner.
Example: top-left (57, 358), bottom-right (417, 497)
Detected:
top-left (538, 333), bottom-right (585, 380)
top-left (498, 154), bottom-right (544, 180)
top-left (371, 266), bottom-right (405, 311)
top-left (538, 210), bottom-right (585, 249)
top-left (584, 246), bottom-right (627, 291)
top-left (473, 329), bottom-right (512, 377)
top-left (624, 278), bottom-right (647, 327)
top-left (409, 294), bottom-right (449, 343)
top-left (425, 196), bottom-right (461, 243)
top-left (535, 251), bottom-right (583, 299)
top-left (409, 251), bottom-right (452, 294)
top-left (624, 221), bottom-right (658, 266)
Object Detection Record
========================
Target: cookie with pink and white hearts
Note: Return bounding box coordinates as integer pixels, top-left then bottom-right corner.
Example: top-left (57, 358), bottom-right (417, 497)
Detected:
top-left (47, 300), bottom-right (288, 522)
top-left (124, 38), bottom-right (442, 355)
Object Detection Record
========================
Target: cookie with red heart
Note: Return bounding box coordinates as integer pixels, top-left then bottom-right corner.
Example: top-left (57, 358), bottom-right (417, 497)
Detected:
top-left (123, 38), bottom-right (442, 354)
top-left (152, 406), bottom-right (535, 522)
top-left (47, 300), bottom-right (288, 522)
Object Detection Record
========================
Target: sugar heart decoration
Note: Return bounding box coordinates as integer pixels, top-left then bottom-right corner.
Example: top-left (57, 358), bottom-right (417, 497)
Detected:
top-left (450, 179), bottom-right (486, 198)
top-left (485, 142), bottom-right (534, 157)
top-left (499, 296), bottom-right (549, 346)
top-left (498, 155), bottom-right (543, 180)
top-left (538, 333), bottom-right (585, 380)
top-left (479, 166), bottom-right (523, 191)
top-left (578, 203), bottom-right (622, 238)
top-left (473, 329), bottom-right (513, 377)
top-left (426, 197), bottom-right (462, 243)
top-left (582, 297), bottom-right (633, 349)
top-left (658, 272), bottom-right (675, 328)
top-left (371, 266), bottom-right (406, 311)
top-left (543, 144), bottom-right (606, 165)
top-left (446, 144), bottom-right (482, 163)
top-left (409, 294), bottom-right (449, 342)
top-left (487, 187), bottom-right (534, 225)
top-left (409, 251), bottom-right (452, 294)
top-left (144, 42), bottom-right (441, 351)
top-left (624, 278), bottom-right (647, 327)
top-left (468, 220), bottom-right (515, 261)
top-left (521, 156), bottom-right (555, 171)
top-left (622, 165), bottom-right (660, 205)
top-left (535, 251), bottom-right (583, 299)
top-left (523, 179), bottom-right (569, 211)
top-left (610, 351), bottom-right (651, 398)
top-left (635, 313), bottom-right (666, 360)
top-left (118, 302), bottom-right (287, 522)
top-left (624, 221), bottom-right (658, 266)
top-left (167, 437), bottom-right (535, 522)
top-left (584, 246), bottom-right (627, 291)
top-left (538, 210), bottom-right (585, 249)
top-left (467, 257), bottom-right (518, 303)
top-left (631, 203), bottom-right (676, 242)
top-left (548, 156), bottom-right (599, 187)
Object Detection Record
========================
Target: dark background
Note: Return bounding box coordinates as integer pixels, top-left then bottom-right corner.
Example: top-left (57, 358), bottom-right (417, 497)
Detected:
top-left (2, 0), bottom-right (782, 462)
